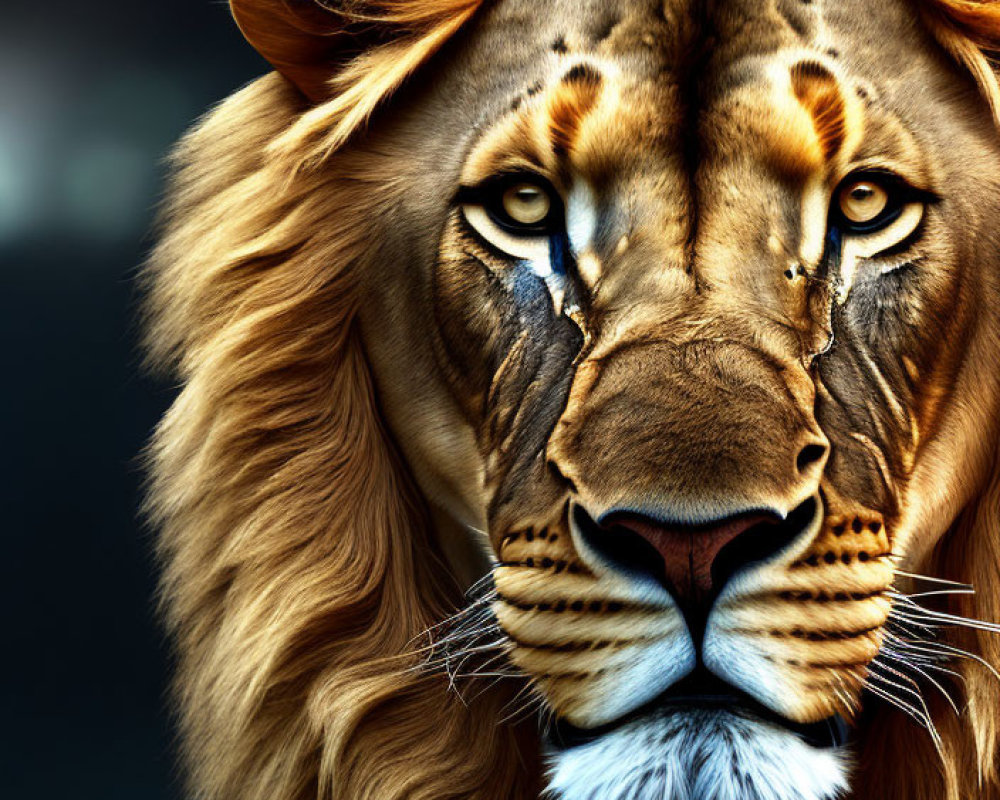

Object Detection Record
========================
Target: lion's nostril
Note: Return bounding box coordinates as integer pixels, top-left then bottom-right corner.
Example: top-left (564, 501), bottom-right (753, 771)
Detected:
top-left (710, 497), bottom-right (817, 590)
top-left (796, 443), bottom-right (827, 473)
top-left (572, 504), bottom-right (667, 586)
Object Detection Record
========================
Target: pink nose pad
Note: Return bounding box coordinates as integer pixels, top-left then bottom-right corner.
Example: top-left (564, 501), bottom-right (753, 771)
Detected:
top-left (608, 513), bottom-right (774, 605)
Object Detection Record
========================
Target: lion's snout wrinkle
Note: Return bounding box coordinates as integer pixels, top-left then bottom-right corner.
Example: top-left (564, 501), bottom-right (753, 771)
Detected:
top-left (547, 336), bottom-right (829, 522)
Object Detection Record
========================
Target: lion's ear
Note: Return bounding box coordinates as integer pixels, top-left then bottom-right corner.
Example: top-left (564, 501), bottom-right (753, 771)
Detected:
top-left (230, 0), bottom-right (482, 155)
top-left (920, 0), bottom-right (1000, 124)
top-left (231, 1), bottom-right (481, 101)
top-left (230, 0), bottom-right (352, 102)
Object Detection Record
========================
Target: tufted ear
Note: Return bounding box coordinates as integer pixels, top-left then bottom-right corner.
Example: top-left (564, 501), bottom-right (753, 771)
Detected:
top-left (230, 0), bottom-right (484, 158)
top-left (231, 0), bottom-right (482, 149)
top-left (230, 0), bottom-right (352, 102)
top-left (920, 0), bottom-right (1000, 123)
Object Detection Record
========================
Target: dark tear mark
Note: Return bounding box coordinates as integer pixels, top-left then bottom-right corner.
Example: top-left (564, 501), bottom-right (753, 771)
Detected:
top-left (822, 226), bottom-right (843, 284)
top-left (550, 231), bottom-right (571, 276)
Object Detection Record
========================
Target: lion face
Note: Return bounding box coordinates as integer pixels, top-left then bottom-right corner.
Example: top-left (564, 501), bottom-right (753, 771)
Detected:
top-left (145, 0), bottom-right (1000, 799)
top-left (352, 0), bottom-right (1000, 796)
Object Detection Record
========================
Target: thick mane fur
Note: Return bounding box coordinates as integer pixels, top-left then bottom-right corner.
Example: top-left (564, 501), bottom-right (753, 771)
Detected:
top-left (851, 447), bottom-right (1000, 800)
top-left (144, 72), bottom-right (537, 799)
top-left (145, 2), bottom-right (1000, 799)
top-left (856, 6), bottom-right (1000, 797)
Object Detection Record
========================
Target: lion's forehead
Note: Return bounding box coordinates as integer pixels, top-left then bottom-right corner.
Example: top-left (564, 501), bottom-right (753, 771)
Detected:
top-left (458, 0), bottom-right (930, 118)
top-left (444, 0), bottom-right (941, 244)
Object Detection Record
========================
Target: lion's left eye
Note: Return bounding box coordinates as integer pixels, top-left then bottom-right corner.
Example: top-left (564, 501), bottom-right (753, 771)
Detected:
top-left (501, 183), bottom-right (552, 227)
top-left (458, 175), bottom-right (566, 268)
top-left (829, 171), bottom-right (930, 239)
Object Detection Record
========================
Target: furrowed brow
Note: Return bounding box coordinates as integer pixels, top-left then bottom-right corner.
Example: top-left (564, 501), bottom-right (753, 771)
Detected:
top-left (547, 63), bottom-right (604, 157)
top-left (790, 60), bottom-right (848, 162)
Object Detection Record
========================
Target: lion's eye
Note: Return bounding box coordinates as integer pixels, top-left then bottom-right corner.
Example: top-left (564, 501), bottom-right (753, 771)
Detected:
top-left (828, 170), bottom-right (937, 299)
top-left (502, 183), bottom-right (552, 226)
top-left (830, 171), bottom-right (920, 236)
top-left (481, 177), bottom-right (560, 236)
top-left (838, 180), bottom-right (889, 226)
top-left (458, 175), bottom-right (566, 269)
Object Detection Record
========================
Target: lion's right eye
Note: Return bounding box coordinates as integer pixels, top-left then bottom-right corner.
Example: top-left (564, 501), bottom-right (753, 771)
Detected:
top-left (476, 176), bottom-right (562, 237)
top-left (837, 180), bottom-right (890, 227)
top-left (827, 169), bottom-right (939, 300)
top-left (831, 172), bottom-right (912, 236)
top-left (827, 169), bottom-right (938, 270)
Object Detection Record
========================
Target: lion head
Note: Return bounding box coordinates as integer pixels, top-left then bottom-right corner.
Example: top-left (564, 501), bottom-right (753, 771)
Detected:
top-left (145, 1), bottom-right (1000, 799)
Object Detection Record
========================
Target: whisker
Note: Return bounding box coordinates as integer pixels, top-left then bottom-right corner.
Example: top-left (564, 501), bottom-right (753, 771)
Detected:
top-left (464, 671), bottom-right (527, 704)
top-left (891, 596), bottom-right (1000, 634)
top-left (903, 640), bottom-right (1000, 682)
top-left (893, 570), bottom-right (974, 590)
top-left (895, 589), bottom-right (976, 600)
top-left (409, 597), bottom-right (497, 650)
top-left (867, 670), bottom-right (942, 753)
top-left (870, 661), bottom-right (933, 704)
top-left (865, 679), bottom-right (937, 737)
top-left (879, 647), bottom-right (961, 716)
top-left (498, 681), bottom-right (546, 726)
top-left (885, 631), bottom-right (953, 663)
top-left (886, 607), bottom-right (944, 631)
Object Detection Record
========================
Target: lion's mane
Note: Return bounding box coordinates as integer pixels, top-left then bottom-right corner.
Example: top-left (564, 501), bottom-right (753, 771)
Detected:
top-left (143, 5), bottom-right (537, 793)
top-left (144, 2), bottom-right (1000, 798)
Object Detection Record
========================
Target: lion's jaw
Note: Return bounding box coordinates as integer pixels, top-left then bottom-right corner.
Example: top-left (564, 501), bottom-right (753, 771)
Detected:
top-left (546, 708), bottom-right (848, 800)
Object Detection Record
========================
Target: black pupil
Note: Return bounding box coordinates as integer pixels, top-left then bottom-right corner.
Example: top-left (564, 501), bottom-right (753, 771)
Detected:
top-left (516, 188), bottom-right (539, 204)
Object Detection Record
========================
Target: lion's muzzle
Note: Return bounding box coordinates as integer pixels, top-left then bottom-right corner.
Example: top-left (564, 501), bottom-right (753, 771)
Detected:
top-left (491, 329), bottom-right (884, 733)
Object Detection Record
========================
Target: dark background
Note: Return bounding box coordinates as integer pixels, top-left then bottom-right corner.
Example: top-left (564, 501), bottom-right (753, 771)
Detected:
top-left (1, 4), bottom-right (266, 797)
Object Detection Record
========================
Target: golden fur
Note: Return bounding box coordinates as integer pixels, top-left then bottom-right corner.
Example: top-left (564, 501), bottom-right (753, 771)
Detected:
top-left (865, 4), bottom-right (1000, 797)
top-left (145, 1), bottom-right (1000, 798)
top-left (144, 65), bottom-right (537, 800)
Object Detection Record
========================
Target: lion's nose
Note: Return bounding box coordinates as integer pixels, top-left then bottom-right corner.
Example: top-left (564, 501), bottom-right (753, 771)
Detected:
top-left (573, 497), bottom-right (819, 625)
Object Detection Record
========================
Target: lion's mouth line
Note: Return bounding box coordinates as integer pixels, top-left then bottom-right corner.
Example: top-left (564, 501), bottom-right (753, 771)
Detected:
top-left (545, 667), bottom-right (850, 752)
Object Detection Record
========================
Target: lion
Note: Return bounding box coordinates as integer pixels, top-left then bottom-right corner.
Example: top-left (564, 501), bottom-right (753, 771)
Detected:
top-left (144, 1), bottom-right (1000, 798)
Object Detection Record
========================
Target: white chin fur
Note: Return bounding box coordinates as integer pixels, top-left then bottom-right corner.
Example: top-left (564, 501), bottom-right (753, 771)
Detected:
top-left (546, 709), bottom-right (848, 800)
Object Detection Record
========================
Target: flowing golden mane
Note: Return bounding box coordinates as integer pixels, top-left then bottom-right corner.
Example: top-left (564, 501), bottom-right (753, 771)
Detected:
top-left (853, 6), bottom-right (1000, 798)
top-left (144, 2), bottom-right (1000, 798)
top-left (143, 4), bottom-right (538, 794)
